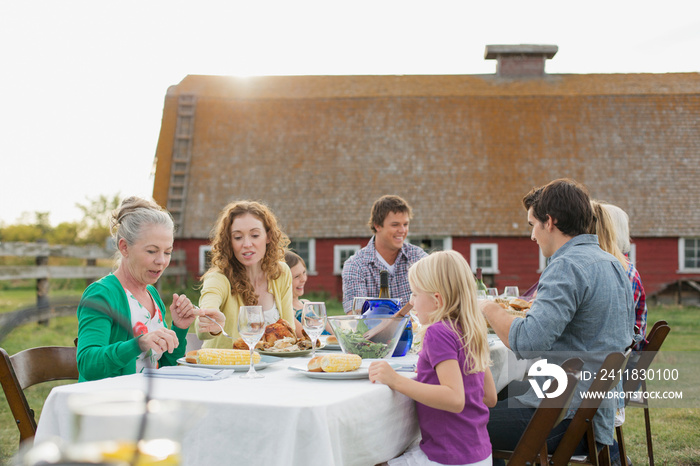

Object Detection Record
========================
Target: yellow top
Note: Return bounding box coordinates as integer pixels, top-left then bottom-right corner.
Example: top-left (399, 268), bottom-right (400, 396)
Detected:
top-left (195, 262), bottom-right (294, 348)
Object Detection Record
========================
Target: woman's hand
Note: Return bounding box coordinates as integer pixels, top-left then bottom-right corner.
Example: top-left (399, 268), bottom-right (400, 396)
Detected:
top-left (169, 293), bottom-right (199, 329)
top-left (137, 328), bottom-right (179, 354)
top-left (368, 360), bottom-right (401, 388)
top-left (195, 308), bottom-right (226, 335)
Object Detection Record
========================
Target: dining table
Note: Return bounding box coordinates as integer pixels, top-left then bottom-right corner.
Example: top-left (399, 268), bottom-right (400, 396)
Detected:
top-left (488, 334), bottom-right (539, 393)
top-left (33, 335), bottom-right (535, 466)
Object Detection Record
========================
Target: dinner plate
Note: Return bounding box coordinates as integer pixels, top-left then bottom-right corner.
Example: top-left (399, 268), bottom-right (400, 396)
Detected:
top-left (287, 361), bottom-right (400, 380)
top-left (176, 354), bottom-right (282, 371)
top-left (258, 344), bottom-right (325, 358)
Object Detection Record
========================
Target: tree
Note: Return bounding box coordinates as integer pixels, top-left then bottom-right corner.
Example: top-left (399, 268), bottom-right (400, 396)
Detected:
top-left (0, 223), bottom-right (44, 242)
top-left (0, 212), bottom-right (52, 243)
top-left (0, 194), bottom-right (121, 246)
top-left (75, 193), bottom-right (121, 245)
top-left (47, 222), bottom-right (80, 245)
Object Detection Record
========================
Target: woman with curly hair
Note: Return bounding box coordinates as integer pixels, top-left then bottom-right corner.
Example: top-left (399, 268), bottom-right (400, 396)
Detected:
top-left (195, 201), bottom-right (302, 348)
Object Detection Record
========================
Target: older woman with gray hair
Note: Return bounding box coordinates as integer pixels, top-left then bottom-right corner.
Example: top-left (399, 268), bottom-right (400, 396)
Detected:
top-left (76, 196), bottom-right (215, 381)
top-left (601, 202), bottom-right (648, 349)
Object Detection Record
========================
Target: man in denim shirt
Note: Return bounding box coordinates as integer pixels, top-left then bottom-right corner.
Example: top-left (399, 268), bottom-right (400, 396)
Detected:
top-left (482, 179), bottom-right (635, 462)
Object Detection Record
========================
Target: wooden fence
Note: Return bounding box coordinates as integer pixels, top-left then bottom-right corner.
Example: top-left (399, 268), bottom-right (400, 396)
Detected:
top-left (0, 241), bottom-right (187, 338)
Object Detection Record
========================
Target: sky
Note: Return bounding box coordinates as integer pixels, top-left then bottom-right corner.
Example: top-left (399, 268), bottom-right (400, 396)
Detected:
top-left (1, 0), bottom-right (699, 226)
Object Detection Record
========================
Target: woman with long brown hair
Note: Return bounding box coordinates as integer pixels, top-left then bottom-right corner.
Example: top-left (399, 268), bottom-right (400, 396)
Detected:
top-left (195, 201), bottom-right (300, 347)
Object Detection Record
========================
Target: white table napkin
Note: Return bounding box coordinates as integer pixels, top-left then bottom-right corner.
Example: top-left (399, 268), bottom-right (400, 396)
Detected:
top-left (143, 366), bottom-right (233, 381)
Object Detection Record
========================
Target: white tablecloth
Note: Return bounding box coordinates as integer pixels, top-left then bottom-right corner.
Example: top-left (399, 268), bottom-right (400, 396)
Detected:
top-left (488, 335), bottom-right (538, 392)
top-left (35, 339), bottom-right (532, 465)
top-left (35, 352), bottom-right (420, 466)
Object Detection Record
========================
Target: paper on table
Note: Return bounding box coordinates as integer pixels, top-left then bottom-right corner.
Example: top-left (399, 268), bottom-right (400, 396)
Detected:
top-left (143, 366), bottom-right (234, 381)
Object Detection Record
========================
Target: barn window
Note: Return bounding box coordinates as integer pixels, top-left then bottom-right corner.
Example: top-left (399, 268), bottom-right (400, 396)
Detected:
top-left (288, 239), bottom-right (316, 274)
top-left (470, 243), bottom-right (499, 274)
top-left (199, 245), bottom-right (212, 275)
top-left (409, 236), bottom-right (452, 253)
top-left (334, 245), bottom-right (361, 275)
top-left (679, 238), bottom-right (700, 271)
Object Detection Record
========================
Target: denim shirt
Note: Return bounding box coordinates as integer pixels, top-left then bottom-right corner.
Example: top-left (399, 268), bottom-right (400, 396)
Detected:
top-left (509, 234), bottom-right (635, 445)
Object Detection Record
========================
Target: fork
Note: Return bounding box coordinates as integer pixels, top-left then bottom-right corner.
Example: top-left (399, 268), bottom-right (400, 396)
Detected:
top-left (201, 315), bottom-right (234, 339)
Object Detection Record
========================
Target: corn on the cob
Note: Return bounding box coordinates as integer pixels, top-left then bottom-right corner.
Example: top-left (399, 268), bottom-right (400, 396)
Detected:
top-left (320, 354), bottom-right (362, 372)
top-left (196, 349), bottom-right (260, 365)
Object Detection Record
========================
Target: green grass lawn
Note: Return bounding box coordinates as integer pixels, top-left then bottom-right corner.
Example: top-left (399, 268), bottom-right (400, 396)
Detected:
top-left (611, 305), bottom-right (700, 465)
top-left (0, 288), bottom-right (83, 313)
top-left (0, 287), bottom-right (697, 465)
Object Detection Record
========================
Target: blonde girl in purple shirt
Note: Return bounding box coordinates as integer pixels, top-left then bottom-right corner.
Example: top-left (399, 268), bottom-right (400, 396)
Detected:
top-left (369, 250), bottom-right (497, 466)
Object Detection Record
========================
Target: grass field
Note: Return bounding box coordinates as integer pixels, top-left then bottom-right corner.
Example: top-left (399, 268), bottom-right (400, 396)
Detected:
top-left (0, 286), bottom-right (697, 465)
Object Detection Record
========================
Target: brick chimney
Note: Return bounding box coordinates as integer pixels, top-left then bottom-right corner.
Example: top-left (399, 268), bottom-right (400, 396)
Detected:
top-left (484, 44), bottom-right (558, 77)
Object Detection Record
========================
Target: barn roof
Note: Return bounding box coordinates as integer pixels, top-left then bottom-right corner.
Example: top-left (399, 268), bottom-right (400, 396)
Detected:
top-left (152, 72), bottom-right (700, 240)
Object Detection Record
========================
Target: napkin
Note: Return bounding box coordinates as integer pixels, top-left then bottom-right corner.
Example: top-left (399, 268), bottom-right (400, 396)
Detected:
top-left (143, 366), bottom-right (233, 381)
top-left (395, 363), bottom-right (416, 372)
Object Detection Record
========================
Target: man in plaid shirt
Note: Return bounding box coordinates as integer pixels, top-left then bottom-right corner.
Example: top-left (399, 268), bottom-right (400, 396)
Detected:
top-left (342, 195), bottom-right (428, 313)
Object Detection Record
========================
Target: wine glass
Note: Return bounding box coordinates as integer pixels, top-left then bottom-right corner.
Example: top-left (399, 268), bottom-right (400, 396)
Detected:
top-left (476, 290), bottom-right (487, 301)
top-left (487, 288), bottom-right (499, 300)
top-left (351, 297), bottom-right (370, 315)
top-left (503, 286), bottom-right (520, 299)
top-left (238, 305), bottom-right (265, 379)
top-left (302, 302), bottom-right (326, 358)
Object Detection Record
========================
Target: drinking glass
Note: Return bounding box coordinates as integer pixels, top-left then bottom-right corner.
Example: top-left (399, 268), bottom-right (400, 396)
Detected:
top-left (238, 305), bottom-right (265, 379)
top-left (351, 297), bottom-right (370, 315)
top-left (67, 390), bottom-right (190, 464)
top-left (503, 286), bottom-right (520, 299)
top-left (487, 288), bottom-right (499, 300)
top-left (302, 302), bottom-right (326, 358)
top-left (476, 290), bottom-right (487, 301)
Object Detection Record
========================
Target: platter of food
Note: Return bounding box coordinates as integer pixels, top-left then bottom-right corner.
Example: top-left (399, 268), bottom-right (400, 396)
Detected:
top-left (288, 359), bottom-right (402, 380)
top-left (486, 298), bottom-right (529, 331)
top-left (289, 363), bottom-right (370, 379)
top-left (177, 349), bottom-right (282, 371)
top-left (231, 319), bottom-right (322, 356)
top-left (493, 297), bottom-right (530, 315)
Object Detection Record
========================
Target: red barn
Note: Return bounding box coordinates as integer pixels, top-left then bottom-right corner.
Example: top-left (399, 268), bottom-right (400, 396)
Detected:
top-left (152, 45), bottom-right (700, 302)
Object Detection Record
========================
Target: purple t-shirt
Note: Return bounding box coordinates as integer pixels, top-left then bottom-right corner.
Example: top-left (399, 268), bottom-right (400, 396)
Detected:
top-left (416, 321), bottom-right (491, 465)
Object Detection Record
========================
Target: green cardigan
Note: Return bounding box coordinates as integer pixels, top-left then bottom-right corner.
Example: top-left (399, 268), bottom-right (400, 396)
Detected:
top-left (76, 274), bottom-right (188, 382)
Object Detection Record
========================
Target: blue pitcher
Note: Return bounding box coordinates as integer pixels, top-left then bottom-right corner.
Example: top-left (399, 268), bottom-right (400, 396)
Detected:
top-left (361, 298), bottom-right (413, 357)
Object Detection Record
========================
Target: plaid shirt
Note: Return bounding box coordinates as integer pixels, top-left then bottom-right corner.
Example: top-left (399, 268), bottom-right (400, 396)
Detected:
top-left (341, 237), bottom-right (428, 313)
top-left (627, 261), bottom-right (648, 350)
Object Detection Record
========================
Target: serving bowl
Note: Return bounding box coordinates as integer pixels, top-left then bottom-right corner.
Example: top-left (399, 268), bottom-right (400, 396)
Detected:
top-left (327, 314), bottom-right (410, 359)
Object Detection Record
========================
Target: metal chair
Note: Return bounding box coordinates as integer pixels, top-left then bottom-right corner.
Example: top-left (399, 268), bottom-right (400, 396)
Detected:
top-left (549, 349), bottom-right (633, 466)
top-left (616, 320), bottom-right (671, 466)
top-left (0, 346), bottom-right (79, 444)
top-left (492, 357), bottom-right (583, 465)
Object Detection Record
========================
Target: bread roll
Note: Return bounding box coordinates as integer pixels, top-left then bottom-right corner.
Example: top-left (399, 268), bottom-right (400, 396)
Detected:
top-left (185, 350), bottom-right (198, 364)
top-left (509, 298), bottom-right (531, 311)
top-left (326, 335), bottom-right (338, 345)
top-left (308, 356), bottom-right (324, 372)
